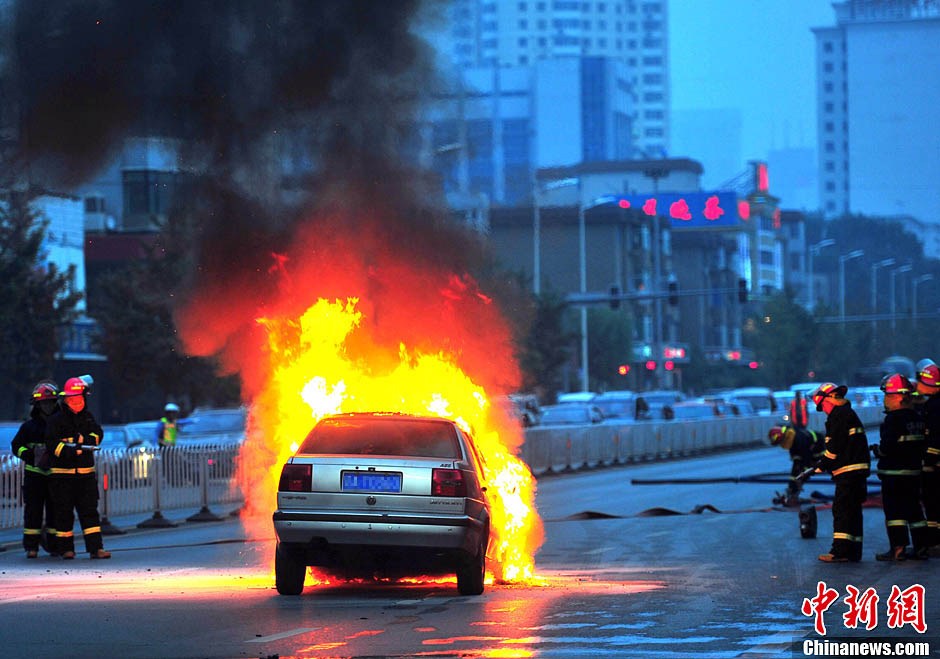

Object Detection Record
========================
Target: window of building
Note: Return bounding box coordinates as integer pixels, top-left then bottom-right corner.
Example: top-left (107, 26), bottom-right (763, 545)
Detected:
top-left (598, 37), bottom-right (607, 47)
top-left (825, 141), bottom-right (834, 153)
top-left (642, 73), bottom-right (662, 84)
top-left (538, 20), bottom-right (546, 29)
top-left (824, 102), bottom-right (833, 113)
top-left (824, 61), bottom-right (833, 73)
top-left (519, 19), bottom-right (528, 28)
top-left (643, 20), bottom-right (662, 31)
top-left (518, 37), bottom-right (528, 46)
top-left (628, 39), bottom-right (636, 48)
top-left (645, 127), bottom-right (663, 137)
top-left (519, 55), bottom-right (528, 64)
top-left (482, 20), bottom-right (497, 31)
top-left (482, 38), bottom-right (497, 49)
top-left (583, 38), bottom-right (592, 47)
top-left (518, 1), bottom-right (527, 10)
top-left (824, 82), bottom-right (833, 92)
top-left (598, 20), bottom-right (607, 29)
top-left (538, 36), bottom-right (547, 45)
top-left (642, 37), bottom-right (662, 48)
top-left (826, 201), bottom-right (836, 212)
top-left (598, 2), bottom-right (606, 11)
top-left (643, 92), bottom-right (663, 102)
top-left (825, 181), bottom-right (835, 192)
top-left (482, 2), bottom-right (496, 12)
top-left (824, 121), bottom-right (834, 133)
top-left (644, 109), bottom-right (664, 119)
top-left (537, 1), bottom-right (546, 9)
top-left (823, 41), bottom-right (833, 53)
top-left (642, 56), bottom-right (662, 65)
top-left (824, 161), bottom-right (835, 172)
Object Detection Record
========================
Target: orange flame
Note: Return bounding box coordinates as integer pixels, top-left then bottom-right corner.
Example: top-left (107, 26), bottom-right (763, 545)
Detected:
top-left (177, 212), bottom-right (545, 585)
top-left (238, 295), bottom-right (542, 583)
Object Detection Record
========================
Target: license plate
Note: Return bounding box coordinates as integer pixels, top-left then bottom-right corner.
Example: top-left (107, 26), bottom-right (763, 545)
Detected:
top-left (341, 471), bottom-right (402, 492)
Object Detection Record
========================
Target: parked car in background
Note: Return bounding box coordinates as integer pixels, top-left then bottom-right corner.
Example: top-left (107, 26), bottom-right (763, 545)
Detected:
top-left (667, 401), bottom-right (719, 420)
top-left (727, 387), bottom-right (777, 416)
top-left (493, 394), bottom-right (541, 427)
top-left (539, 404), bottom-right (604, 426)
top-left (635, 390), bottom-right (685, 421)
top-left (555, 391), bottom-right (597, 405)
top-left (592, 390), bottom-right (638, 421)
top-left (272, 413), bottom-right (492, 596)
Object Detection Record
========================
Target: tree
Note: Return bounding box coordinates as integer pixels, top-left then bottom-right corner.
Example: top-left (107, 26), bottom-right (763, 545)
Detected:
top-left (93, 209), bottom-right (239, 419)
top-left (516, 291), bottom-right (576, 403)
top-left (748, 290), bottom-right (818, 388)
top-left (0, 192), bottom-right (82, 419)
top-left (587, 307), bottom-right (634, 392)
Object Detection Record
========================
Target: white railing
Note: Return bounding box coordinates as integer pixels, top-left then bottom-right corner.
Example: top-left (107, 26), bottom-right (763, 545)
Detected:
top-left (0, 407), bottom-right (885, 531)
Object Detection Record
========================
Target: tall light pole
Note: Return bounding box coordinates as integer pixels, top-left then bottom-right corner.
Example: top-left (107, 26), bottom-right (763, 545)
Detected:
top-left (838, 249), bottom-right (864, 326)
top-left (913, 274), bottom-right (933, 326)
top-left (870, 257), bottom-right (895, 338)
top-left (578, 179), bottom-right (588, 392)
top-left (890, 264), bottom-right (913, 332)
top-left (531, 176), bottom-right (579, 295)
top-left (808, 239), bottom-right (835, 310)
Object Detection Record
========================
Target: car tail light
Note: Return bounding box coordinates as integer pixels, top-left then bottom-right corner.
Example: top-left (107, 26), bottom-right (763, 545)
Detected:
top-left (278, 463), bottom-right (312, 492)
top-left (432, 468), bottom-right (467, 497)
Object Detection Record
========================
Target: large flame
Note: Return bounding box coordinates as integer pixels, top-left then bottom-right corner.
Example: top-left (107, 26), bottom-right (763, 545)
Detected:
top-left (240, 295), bottom-right (541, 583)
top-left (178, 211), bottom-right (544, 585)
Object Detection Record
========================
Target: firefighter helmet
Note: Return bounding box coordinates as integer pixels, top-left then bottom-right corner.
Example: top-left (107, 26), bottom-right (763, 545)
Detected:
top-left (768, 425), bottom-right (794, 449)
top-left (811, 382), bottom-right (847, 411)
top-left (60, 377), bottom-right (88, 397)
top-left (916, 361), bottom-right (940, 388)
top-left (164, 403), bottom-right (180, 413)
top-left (881, 373), bottom-right (913, 395)
top-left (31, 381), bottom-right (59, 402)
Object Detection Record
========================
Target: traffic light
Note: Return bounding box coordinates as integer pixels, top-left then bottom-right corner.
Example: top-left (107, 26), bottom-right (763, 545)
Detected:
top-left (668, 281), bottom-right (678, 306)
top-left (737, 278), bottom-right (748, 303)
top-left (609, 285), bottom-right (621, 310)
top-left (645, 360), bottom-right (657, 371)
top-left (617, 364), bottom-right (630, 376)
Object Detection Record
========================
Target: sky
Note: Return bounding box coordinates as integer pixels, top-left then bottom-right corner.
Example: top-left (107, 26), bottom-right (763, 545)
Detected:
top-left (668, 0), bottom-right (836, 203)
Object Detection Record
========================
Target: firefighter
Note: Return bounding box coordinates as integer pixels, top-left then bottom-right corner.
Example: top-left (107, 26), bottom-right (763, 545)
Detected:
top-left (872, 373), bottom-right (929, 561)
top-left (45, 376), bottom-right (111, 560)
top-left (156, 402), bottom-right (180, 447)
top-left (768, 424), bottom-right (825, 505)
top-left (10, 381), bottom-right (59, 557)
top-left (812, 382), bottom-right (870, 563)
top-left (789, 391), bottom-right (809, 429)
top-left (913, 359), bottom-right (940, 554)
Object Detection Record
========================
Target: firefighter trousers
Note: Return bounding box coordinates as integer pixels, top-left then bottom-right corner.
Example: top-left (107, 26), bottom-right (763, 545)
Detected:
top-left (830, 475), bottom-right (867, 560)
top-left (921, 471), bottom-right (939, 547)
top-left (21, 471), bottom-right (53, 552)
top-left (49, 476), bottom-right (104, 555)
top-left (880, 474), bottom-right (928, 550)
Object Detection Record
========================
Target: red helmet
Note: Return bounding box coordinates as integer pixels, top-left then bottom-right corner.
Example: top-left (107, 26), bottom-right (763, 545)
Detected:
top-left (812, 382), bottom-right (847, 411)
top-left (31, 381), bottom-right (59, 402)
top-left (60, 377), bottom-right (88, 397)
top-left (917, 362), bottom-right (940, 388)
top-left (768, 425), bottom-right (790, 446)
top-left (881, 373), bottom-right (913, 395)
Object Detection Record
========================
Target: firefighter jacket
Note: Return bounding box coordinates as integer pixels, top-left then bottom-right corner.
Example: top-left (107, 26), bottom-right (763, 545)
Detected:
top-left (789, 428), bottom-right (825, 468)
top-left (44, 406), bottom-right (103, 477)
top-left (919, 393), bottom-right (940, 474)
top-left (820, 401), bottom-right (870, 481)
top-left (10, 413), bottom-right (52, 475)
top-left (157, 416), bottom-right (177, 447)
top-left (877, 406), bottom-right (926, 476)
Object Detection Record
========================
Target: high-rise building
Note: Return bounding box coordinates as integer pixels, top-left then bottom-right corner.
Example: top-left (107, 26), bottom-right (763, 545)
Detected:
top-left (445, 0), bottom-right (669, 158)
top-left (813, 1), bottom-right (940, 222)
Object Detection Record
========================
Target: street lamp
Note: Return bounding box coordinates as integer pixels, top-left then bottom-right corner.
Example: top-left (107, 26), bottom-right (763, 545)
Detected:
top-left (913, 274), bottom-right (933, 324)
top-left (808, 239), bottom-right (835, 310)
top-left (870, 257), bottom-right (895, 337)
top-left (890, 264), bottom-right (913, 332)
top-left (838, 249), bottom-right (864, 325)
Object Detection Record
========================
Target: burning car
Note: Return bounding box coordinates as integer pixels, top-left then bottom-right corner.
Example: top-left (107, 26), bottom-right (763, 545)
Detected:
top-left (272, 412), bottom-right (492, 596)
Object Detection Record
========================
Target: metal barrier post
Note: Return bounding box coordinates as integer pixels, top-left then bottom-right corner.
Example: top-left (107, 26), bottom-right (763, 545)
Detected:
top-left (137, 449), bottom-right (177, 528)
top-left (187, 451), bottom-right (224, 522)
top-left (98, 462), bottom-right (125, 535)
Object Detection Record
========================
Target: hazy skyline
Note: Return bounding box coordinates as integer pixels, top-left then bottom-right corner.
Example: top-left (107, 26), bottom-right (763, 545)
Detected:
top-left (669, 0), bottom-right (835, 205)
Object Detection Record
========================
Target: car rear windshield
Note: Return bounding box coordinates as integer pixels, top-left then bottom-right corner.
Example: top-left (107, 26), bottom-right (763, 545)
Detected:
top-left (299, 417), bottom-right (462, 458)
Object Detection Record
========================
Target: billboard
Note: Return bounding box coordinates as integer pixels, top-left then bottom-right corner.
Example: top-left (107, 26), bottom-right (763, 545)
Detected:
top-left (602, 191), bottom-right (741, 229)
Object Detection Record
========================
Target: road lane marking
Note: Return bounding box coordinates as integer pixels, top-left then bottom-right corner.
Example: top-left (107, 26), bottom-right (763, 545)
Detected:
top-left (246, 627), bottom-right (319, 643)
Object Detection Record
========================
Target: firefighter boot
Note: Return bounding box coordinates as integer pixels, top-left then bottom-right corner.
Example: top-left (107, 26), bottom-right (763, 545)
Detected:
top-left (875, 546), bottom-right (907, 562)
top-left (91, 548), bottom-right (111, 559)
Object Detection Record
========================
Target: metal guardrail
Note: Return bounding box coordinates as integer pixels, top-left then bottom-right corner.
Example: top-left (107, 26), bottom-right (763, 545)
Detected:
top-left (0, 407), bottom-right (885, 531)
top-left (1, 443), bottom-right (242, 531)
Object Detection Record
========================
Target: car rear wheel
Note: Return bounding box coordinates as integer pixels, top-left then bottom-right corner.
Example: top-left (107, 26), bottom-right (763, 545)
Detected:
top-left (275, 543), bottom-right (306, 596)
top-left (456, 533), bottom-right (487, 596)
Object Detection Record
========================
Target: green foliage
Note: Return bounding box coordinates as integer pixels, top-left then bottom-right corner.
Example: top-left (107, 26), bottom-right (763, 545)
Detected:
top-left (747, 290), bottom-right (818, 388)
top-left (93, 209), bottom-right (239, 417)
top-left (0, 193), bottom-right (82, 418)
top-left (516, 291), bottom-right (575, 402)
top-left (587, 307), bottom-right (633, 392)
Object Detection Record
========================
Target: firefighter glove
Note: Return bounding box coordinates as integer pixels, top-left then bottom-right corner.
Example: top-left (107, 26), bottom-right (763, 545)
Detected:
top-left (869, 444), bottom-right (882, 458)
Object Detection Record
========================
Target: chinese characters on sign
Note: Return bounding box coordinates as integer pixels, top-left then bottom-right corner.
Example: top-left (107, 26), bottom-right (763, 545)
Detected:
top-left (801, 581), bottom-right (926, 636)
